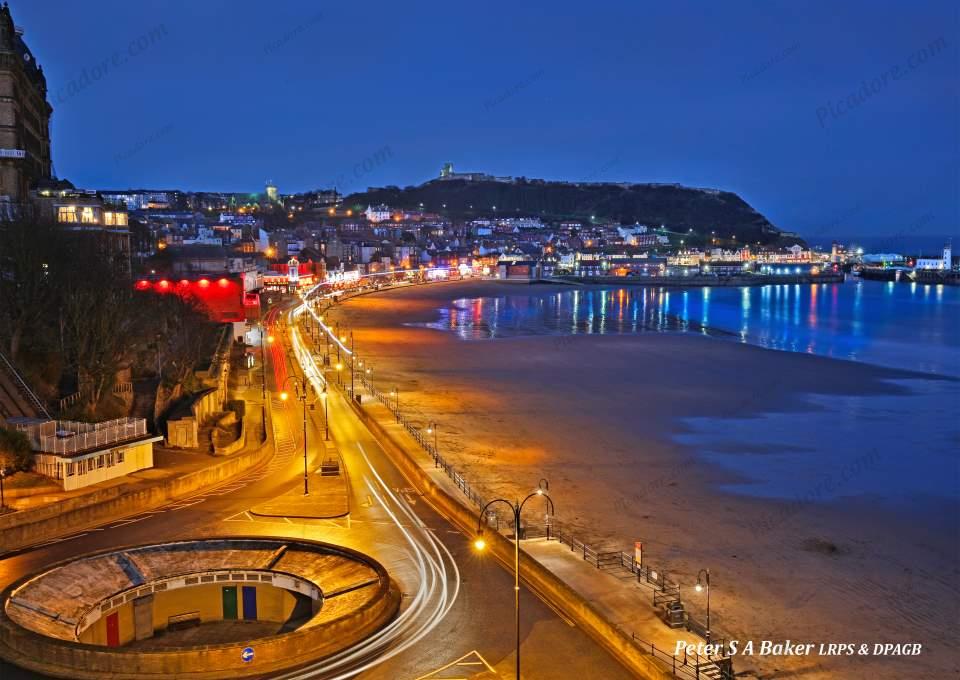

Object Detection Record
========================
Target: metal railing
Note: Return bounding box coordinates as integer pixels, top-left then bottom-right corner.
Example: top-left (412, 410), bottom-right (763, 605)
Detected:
top-left (0, 349), bottom-right (51, 419)
top-left (58, 391), bottom-right (84, 413)
top-left (630, 633), bottom-right (733, 680)
top-left (298, 310), bottom-right (735, 679)
top-left (36, 417), bottom-right (147, 455)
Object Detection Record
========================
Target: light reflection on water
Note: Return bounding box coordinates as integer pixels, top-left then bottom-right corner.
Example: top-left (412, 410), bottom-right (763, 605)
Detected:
top-left (412, 279), bottom-right (960, 506)
top-left (412, 280), bottom-right (960, 377)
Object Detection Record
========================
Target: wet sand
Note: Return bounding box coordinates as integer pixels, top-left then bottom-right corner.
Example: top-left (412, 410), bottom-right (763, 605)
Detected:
top-left (331, 280), bottom-right (959, 680)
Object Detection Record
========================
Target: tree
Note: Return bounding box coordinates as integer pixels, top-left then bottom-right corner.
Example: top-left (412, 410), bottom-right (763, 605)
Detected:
top-left (139, 291), bottom-right (219, 389)
top-left (0, 219), bottom-right (59, 360)
top-left (55, 232), bottom-right (138, 411)
top-left (0, 427), bottom-right (33, 473)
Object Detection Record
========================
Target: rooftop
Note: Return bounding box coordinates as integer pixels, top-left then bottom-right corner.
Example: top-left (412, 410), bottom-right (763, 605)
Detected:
top-left (14, 417), bottom-right (150, 458)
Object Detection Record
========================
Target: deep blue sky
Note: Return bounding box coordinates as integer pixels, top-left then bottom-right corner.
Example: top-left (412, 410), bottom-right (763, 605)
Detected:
top-left (14, 0), bottom-right (959, 244)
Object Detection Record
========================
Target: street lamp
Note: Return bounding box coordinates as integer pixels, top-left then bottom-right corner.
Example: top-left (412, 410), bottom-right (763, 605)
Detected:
top-left (282, 375), bottom-right (311, 496)
top-left (320, 385), bottom-right (329, 440)
top-left (389, 388), bottom-right (399, 420)
top-left (426, 422), bottom-right (438, 460)
top-left (473, 482), bottom-right (555, 680)
top-left (695, 568), bottom-right (711, 642)
top-left (0, 467), bottom-right (6, 511)
top-left (258, 325), bottom-right (267, 399)
top-left (349, 331), bottom-right (355, 396)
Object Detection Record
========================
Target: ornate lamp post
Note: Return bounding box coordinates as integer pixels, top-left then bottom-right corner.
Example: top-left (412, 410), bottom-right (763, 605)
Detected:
top-left (695, 568), bottom-right (711, 642)
top-left (473, 481), bottom-right (554, 680)
top-left (426, 422), bottom-right (439, 463)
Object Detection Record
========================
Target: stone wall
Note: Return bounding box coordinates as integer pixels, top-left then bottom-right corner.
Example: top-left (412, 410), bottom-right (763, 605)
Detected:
top-left (0, 409), bottom-right (271, 554)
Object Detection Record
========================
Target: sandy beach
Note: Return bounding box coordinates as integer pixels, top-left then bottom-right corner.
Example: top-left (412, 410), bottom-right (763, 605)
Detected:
top-left (329, 280), bottom-right (958, 680)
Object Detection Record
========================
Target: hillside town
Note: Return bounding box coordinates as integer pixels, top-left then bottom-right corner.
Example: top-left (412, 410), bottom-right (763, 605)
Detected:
top-left (30, 174), bottom-right (957, 307)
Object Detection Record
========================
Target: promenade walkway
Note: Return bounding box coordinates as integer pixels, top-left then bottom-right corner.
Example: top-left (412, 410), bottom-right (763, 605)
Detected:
top-left (328, 363), bottom-right (721, 677)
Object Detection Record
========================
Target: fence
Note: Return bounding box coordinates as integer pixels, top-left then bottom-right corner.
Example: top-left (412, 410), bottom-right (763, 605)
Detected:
top-left (629, 633), bottom-right (733, 680)
top-left (300, 296), bottom-right (734, 679)
top-left (0, 349), bottom-right (51, 419)
top-left (34, 417), bottom-right (147, 455)
top-left (58, 391), bottom-right (84, 413)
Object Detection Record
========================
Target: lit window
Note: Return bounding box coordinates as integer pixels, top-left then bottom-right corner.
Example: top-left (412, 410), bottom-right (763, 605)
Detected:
top-left (116, 213), bottom-right (128, 226)
top-left (57, 206), bottom-right (77, 223)
top-left (104, 211), bottom-right (115, 226)
top-left (81, 207), bottom-right (97, 224)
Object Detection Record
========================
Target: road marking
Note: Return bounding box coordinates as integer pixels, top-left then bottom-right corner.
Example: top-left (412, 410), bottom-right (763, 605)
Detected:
top-left (415, 650), bottom-right (499, 679)
top-left (31, 533), bottom-right (88, 548)
top-left (168, 499), bottom-right (205, 510)
top-left (110, 517), bottom-right (148, 527)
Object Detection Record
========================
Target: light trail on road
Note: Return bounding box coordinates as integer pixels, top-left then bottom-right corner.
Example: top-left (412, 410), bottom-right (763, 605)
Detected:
top-left (274, 301), bottom-right (461, 679)
top-left (276, 443), bottom-right (460, 680)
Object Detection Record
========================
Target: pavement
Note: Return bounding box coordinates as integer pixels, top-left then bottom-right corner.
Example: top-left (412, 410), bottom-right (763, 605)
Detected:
top-left (250, 468), bottom-right (349, 519)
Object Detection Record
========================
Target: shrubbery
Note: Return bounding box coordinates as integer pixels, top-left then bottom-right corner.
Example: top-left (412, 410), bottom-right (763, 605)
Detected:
top-left (0, 427), bottom-right (33, 473)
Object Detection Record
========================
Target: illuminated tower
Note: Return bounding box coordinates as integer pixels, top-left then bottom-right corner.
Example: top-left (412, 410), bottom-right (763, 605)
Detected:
top-left (265, 180), bottom-right (278, 203)
top-left (286, 256), bottom-right (299, 291)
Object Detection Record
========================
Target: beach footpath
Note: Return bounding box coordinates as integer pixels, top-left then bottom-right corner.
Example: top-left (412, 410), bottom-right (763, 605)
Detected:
top-left (335, 365), bottom-right (732, 679)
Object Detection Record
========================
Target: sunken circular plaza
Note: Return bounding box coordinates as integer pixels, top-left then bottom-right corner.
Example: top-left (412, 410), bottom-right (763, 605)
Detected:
top-left (0, 537), bottom-right (400, 679)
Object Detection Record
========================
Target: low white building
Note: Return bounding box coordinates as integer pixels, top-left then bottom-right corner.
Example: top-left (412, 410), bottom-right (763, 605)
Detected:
top-left (915, 243), bottom-right (952, 270)
top-left (11, 417), bottom-right (161, 491)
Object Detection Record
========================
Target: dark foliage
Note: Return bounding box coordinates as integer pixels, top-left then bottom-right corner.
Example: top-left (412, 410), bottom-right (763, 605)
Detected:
top-left (346, 178), bottom-right (789, 244)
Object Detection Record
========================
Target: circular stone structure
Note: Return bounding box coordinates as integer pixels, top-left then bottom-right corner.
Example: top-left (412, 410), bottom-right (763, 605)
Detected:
top-left (0, 537), bottom-right (400, 679)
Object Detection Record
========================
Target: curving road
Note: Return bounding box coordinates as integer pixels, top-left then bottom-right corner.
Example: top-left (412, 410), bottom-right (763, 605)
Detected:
top-left (0, 296), bottom-right (632, 679)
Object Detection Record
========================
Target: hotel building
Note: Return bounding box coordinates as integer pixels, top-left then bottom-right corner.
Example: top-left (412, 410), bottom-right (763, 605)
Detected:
top-left (0, 2), bottom-right (53, 217)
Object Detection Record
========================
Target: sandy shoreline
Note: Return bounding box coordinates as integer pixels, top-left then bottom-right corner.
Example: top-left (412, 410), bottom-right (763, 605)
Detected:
top-left (329, 280), bottom-right (958, 679)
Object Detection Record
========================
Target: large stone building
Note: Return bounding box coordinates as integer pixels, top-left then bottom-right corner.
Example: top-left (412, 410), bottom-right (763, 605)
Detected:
top-left (0, 2), bottom-right (52, 217)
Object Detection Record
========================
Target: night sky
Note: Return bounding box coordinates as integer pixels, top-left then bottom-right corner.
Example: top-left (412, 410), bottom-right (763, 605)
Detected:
top-left (14, 0), bottom-right (959, 245)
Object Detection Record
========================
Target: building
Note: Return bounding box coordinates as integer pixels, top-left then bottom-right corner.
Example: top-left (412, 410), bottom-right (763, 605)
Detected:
top-left (497, 258), bottom-right (541, 281)
top-left (437, 162), bottom-right (512, 183)
top-left (915, 243), bottom-right (952, 271)
top-left (31, 182), bottom-right (132, 269)
top-left (100, 189), bottom-right (182, 211)
top-left (10, 416), bottom-right (161, 491)
top-left (265, 180), bottom-right (278, 203)
top-left (365, 204), bottom-right (392, 223)
top-left (0, 4), bottom-right (53, 217)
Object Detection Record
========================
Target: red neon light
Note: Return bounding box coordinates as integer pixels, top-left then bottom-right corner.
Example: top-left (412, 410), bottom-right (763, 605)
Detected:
top-left (198, 279), bottom-right (210, 287)
top-left (158, 280), bottom-right (170, 289)
top-left (218, 278), bottom-right (229, 287)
